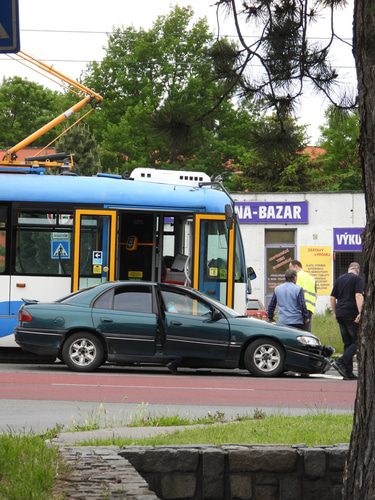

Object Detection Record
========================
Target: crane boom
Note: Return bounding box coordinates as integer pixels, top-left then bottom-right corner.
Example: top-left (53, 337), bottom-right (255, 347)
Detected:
top-left (1, 51), bottom-right (103, 169)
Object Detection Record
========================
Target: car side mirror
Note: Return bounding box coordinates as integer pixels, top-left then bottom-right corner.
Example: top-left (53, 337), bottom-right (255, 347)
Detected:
top-left (211, 309), bottom-right (223, 322)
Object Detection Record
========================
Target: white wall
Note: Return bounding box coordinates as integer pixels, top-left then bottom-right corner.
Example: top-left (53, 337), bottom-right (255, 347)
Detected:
top-left (233, 192), bottom-right (366, 313)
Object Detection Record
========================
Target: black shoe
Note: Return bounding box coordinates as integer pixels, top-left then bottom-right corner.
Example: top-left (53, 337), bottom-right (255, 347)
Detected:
top-left (332, 361), bottom-right (350, 379)
top-left (167, 362), bottom-right (178, 375)
top-left (344, 373), bottom-right (358, 380)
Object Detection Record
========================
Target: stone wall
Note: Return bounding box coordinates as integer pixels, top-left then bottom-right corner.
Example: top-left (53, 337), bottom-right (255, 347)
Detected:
top-left (120, 444), bottom-right (348, 500)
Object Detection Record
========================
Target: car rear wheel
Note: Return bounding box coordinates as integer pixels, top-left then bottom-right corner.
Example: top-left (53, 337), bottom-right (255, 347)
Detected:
top-left (244, 338), bottom-right (285, 377)
top-left (62, 332), bottom-right (104, 372)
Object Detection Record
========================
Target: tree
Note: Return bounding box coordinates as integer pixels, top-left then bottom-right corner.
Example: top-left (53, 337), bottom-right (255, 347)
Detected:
top-left (83, 6), bottom-right (240, 172)
top-left (56, 123), bottom-right (101, 176)
top-left (318, 107), bottom-right (361, 190)
top-left (0, 77), bottom-right (65, 149)
top-left (215, 1), bottom-right (373, 497)
top-left (343, 2), bottom-right (375, 497)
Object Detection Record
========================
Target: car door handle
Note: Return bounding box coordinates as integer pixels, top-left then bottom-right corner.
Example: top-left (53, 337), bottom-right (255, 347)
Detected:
top-left (169, 320), bottom-right (182, 326)
top-left (101, 318), bottom-right (113, 323)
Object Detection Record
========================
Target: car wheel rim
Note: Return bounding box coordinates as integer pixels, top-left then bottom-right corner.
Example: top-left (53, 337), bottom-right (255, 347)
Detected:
top-left (253, 344), bottom-right (281, 372)
top-left (69, 338), bottom-right (96, 366)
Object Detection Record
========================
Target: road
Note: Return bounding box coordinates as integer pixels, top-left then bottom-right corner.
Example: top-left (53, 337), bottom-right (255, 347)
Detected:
top-left (0, 362), bottom-right (357, 433)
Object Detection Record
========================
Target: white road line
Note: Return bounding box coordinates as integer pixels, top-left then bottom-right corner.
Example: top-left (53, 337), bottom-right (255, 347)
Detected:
top-left (51, 383), bottom-right (255, 391)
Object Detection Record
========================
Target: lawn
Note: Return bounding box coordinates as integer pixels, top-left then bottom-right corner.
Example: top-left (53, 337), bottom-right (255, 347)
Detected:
top-left (78, 413), bottom-right (353, 448)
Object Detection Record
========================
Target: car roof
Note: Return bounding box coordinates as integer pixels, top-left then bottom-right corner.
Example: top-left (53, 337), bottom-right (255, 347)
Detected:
top-left (59, 281), bottom-right (186, 306)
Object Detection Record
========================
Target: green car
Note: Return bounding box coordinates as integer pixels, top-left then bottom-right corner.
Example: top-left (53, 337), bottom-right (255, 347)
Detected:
top-left (15, 282), bottom-right (333, 376)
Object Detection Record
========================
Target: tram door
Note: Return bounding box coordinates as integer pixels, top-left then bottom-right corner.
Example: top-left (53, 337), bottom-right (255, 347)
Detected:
top-left (118, 213), bottom-right (157, 282)
top-left (72, 209), bottom-right (117, 291)
top-left (193, 214), bottom-right (235, 308)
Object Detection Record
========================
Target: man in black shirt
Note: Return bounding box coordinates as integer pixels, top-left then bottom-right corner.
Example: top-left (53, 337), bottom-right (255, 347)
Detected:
top-left (330, 262), bottom-right (364, 380)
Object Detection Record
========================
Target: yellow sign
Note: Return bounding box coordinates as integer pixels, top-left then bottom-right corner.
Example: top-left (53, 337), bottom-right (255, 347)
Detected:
top-left (300, 246), bottom-right (332, 295)
top-left (93, 264), bottom-right (102, 274)
top-left (128, 270), bottom-right (143, 279)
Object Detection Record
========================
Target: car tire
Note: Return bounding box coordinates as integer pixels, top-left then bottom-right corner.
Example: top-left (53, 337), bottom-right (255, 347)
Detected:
top-left (62, 332), bottom-right (104, 372)
top-left (244, 338), bottom-right (285, 377)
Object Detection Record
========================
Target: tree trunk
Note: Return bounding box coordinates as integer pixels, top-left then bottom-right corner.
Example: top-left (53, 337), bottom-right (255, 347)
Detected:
top-left (343, 2), bottom-right (375, 498)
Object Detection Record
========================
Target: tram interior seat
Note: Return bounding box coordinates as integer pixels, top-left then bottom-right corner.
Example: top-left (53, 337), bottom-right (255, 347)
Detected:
top-left (164, 253), bottom-right (188, 285)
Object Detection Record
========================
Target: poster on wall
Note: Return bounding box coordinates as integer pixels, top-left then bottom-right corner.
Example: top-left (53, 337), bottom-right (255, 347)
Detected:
top-left (300, 246), bottom-right (332, 295)
top-left (266, 247), bottom-right (295, 295)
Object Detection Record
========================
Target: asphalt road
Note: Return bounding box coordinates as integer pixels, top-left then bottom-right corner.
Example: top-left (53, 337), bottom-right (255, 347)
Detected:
top-left (0, 362), bottom-right (357, 433)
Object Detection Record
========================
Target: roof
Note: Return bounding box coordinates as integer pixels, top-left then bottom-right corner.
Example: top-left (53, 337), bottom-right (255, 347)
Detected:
top-left (0, 147), bottom-right (56, 162)
top-left (0, 173), bottom-right (230, 213)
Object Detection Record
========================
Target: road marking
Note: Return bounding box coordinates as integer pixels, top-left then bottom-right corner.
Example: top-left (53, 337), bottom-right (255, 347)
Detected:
top-left (52, 383), bottom-right (255, 391)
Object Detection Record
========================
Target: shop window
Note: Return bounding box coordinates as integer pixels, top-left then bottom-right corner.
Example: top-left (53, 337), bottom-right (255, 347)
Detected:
top-left (265, 229), bottom-right (296, 303)
top-left (334, 252), bottom-right (365, 281)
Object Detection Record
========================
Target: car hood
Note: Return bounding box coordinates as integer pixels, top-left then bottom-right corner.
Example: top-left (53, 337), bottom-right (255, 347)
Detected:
top-left (228, 316), bottom-right (317, 340)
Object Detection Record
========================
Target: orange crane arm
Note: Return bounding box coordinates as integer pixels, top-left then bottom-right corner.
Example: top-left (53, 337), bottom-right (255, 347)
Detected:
top-left (2, 51), bottom-right (103, 163)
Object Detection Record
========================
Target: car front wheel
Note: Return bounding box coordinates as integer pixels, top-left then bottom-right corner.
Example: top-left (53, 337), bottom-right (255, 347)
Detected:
top-left (244, 338), bottom-right (285, 377)
top-left (62, 332), bottom-right (104, 372)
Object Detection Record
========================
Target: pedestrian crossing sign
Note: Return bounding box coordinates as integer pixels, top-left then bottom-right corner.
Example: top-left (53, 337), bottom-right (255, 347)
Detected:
top-left (51, 240), bottom-right (70, 260)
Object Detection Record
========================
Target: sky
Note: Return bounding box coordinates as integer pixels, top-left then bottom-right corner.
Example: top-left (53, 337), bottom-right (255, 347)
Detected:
top-left (1, 0), bottom-right (356, 145)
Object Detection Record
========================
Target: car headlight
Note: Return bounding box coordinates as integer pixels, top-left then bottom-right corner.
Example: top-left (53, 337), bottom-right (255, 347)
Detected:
top-left (297, 335), bottom-right (320, 346)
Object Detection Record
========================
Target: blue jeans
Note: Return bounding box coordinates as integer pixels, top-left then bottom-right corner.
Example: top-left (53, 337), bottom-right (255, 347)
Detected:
top-left (337, 319), bottom-right (358, 373)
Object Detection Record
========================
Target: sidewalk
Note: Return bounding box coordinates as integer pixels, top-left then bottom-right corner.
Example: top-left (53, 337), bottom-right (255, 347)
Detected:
top-left (53, 423), bottom-right (205, 446)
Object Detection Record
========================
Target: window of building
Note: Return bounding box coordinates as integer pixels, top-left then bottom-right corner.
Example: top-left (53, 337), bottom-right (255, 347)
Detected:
top-left (334, 252), bottom-right (365, 281)
top-left (265, 229), bottom-right (296, 306)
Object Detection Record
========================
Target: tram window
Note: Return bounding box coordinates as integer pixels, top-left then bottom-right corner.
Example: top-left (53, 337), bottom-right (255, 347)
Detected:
top-left (206, 220), bottom-right (228, 281)
top-left (18, 212), bottom-right (73, 226)
top-left (15, 229), bottom-right (73, 276)
top-left (0, 207), bottom-right (6, 273)
top-left (234, 228), bottom-right (245, 283)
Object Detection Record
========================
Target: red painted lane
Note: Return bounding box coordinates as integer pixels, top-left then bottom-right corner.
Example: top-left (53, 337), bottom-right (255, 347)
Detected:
top-left (0, 371), bottom-right (356, 409)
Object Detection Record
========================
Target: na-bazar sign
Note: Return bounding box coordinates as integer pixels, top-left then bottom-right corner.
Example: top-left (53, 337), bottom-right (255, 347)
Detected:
top-left (235, 201), bottom-right (308, 224)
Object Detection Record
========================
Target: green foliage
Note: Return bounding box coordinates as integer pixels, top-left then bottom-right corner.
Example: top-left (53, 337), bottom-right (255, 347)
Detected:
top-left (83, 6), bottom-right (240, 172)
top-left (0, 432), bottom-right (64, 499)
top-left (0, 76), bottom-right (65, 149)
top-left (317, 108), bottom-right (362, 191)
top-left (56, 123), bottom-right (101, 175)
top-left (225, 114), bottom-right (312, 192)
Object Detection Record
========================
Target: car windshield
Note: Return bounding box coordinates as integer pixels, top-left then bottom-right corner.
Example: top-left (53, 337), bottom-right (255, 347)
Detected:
top-left (247, 300), bottom-right (260, 310)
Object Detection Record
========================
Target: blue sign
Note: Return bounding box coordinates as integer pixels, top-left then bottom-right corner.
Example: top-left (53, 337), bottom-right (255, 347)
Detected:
top-left (51, 240), bottom-right (70, 260)
top-left (92, 251), bottom-right (103, 265)
top-left (0, 0), bottom-right (20, 53)
top-left (235, 201), bottom-right (308, 224)
top-left (334, 228), bottom-right (364, 252)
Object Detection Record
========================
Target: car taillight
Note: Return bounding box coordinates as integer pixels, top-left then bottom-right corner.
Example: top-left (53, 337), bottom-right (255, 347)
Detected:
top-left (18, 310), bottom-right (33, 323)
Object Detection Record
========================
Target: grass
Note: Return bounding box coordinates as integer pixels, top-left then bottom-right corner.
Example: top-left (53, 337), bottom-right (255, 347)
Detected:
top-left (127, 404), bottom-right (229, 427)
top-left (313, 311), bottom-right (342, 354)
top-left (78, 413), bottom-right (353, 448)
top-left (0, 432), bottom-right (65, 499)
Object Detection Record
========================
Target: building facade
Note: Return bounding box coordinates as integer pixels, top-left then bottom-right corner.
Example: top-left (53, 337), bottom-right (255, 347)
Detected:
top-left (233, 192), bottom-right (365, 313)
